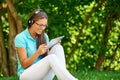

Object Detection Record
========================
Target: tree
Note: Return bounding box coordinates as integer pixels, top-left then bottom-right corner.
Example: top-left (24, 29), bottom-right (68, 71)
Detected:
top-left (66, 0), bottom-right (106, 62)
top-left (0, 0), bottom-right (120, 76)
top-left (95, 0), bottom-right (120, 70)
top-left (6, 0), bottom-right (22, 75)
top-left (0, 1), bottom-right (9, 76)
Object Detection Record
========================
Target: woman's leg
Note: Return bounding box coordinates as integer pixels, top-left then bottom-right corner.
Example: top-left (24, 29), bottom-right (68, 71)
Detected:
top-left (43, 44), bottom-right (78, 80)
top-left (46, 54), bottom-right (78, 80)
top-left (20, 44), bottom-right (78, 80)
top-left (20, 55), bottom-right (52, 80)
top-left (43, 69), bottom-right (55, 80)
top-left (43, 44), bottom-right (66, 80)
top-left (49, 44), bottom-right (66, 66)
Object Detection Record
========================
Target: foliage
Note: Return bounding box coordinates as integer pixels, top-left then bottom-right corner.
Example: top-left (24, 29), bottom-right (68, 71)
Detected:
top-left (14, 0), bottom-right (120, 71)
top-left (0, 0), bottom-right (120, 76)
top-left (0, 69), bottom-right (3, 77)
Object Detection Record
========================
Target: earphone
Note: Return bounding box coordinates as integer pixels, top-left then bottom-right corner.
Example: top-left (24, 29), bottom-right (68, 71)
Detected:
top-left (28, 9), bottom-right (43, 27)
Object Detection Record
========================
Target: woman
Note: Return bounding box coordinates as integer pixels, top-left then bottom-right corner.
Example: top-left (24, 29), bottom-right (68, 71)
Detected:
top-left (14, 9), bottom-right (78, 80)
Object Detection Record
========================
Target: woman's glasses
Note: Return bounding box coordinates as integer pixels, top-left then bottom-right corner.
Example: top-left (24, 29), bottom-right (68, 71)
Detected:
top-left (35, 22), bottom-right (48, 28)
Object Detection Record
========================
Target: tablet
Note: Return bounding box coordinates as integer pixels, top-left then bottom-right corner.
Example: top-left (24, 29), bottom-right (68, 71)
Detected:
top-left (47, 36), bottom-right (64, 49)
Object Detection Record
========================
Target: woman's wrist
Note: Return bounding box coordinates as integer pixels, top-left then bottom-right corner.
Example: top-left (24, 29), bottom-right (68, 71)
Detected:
top-left (36, 49), bottom-right (42, 56)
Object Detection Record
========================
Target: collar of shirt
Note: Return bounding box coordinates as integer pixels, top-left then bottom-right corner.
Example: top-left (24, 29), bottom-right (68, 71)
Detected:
top-left (25, 27), bottom-right (37, 41)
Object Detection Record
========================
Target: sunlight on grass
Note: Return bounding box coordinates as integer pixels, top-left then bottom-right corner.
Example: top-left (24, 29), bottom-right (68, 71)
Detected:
top-left (0, 71), bottom-right (120, 80)
top-left (72, 71), bottom-right (120, 80)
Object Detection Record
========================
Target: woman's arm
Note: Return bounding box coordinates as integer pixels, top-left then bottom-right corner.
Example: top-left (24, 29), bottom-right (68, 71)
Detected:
top-left (17, 44), bottom-right (47, 69)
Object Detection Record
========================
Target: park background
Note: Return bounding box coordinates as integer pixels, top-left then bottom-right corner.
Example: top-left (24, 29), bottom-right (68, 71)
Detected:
top-left (0, 0), bottom-right (120, 80)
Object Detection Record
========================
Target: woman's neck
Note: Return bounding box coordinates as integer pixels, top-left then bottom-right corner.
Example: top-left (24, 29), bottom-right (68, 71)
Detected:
top-left (28, 28), bottom-right (37, 39)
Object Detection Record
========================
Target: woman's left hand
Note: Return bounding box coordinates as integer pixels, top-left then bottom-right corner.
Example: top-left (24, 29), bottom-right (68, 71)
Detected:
top-left (57, 41), bottom-right (61, 44)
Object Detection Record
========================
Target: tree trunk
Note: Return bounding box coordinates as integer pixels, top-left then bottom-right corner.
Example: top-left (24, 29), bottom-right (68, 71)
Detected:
top-left (95, 54), bottom-right (105, 70)
top-left (6, 0), bottom-right (22, 33)
top-left (94, 13), bottom-right (113, 70)
top-left (7, 8), bottom-right (17, 76)
top-left (0, 3), bottom-right (2, 71)
top-left (6, 0), bottom-right (22, 75)
top-left (0, 3), bottom-right (9, 76)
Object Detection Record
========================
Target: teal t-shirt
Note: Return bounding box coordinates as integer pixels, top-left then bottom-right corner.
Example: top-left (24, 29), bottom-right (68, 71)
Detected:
top-left (14, 28), bottom-right (49, 77)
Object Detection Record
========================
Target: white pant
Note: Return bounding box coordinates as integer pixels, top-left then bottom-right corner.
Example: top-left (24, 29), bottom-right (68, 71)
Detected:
top-left (20, 44), bottom-right (78, 80)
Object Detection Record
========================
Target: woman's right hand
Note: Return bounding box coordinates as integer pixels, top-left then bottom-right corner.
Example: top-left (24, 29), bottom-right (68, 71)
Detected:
top-left (37, 44), bottom-right (48, 55)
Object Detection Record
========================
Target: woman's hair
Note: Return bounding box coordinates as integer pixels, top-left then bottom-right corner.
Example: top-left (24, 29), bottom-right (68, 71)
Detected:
top-left (27, 9), bottom-right (48, 27)
top-left (28, 9), bottom-right (48, 57)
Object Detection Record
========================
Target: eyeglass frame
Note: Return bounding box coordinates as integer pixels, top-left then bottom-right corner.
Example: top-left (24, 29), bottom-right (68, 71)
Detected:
top-left (35, 22), bottom-right (48, 28)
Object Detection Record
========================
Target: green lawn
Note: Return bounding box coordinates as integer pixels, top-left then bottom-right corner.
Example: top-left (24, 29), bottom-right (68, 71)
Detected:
top-left (0, 71), bottom-right (120, 80)
top-left (72, 71), bottom-right (120, 80)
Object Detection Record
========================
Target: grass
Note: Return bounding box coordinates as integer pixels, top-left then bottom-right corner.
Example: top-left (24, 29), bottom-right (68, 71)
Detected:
top-left (0, 71), bottom-right (120, 80)
top-left (0, 76), bottom-right (18, 80)
top-left (72, 70), bottom-right (120, 80)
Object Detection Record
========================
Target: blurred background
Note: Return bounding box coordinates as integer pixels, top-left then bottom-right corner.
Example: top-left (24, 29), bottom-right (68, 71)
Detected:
top-left (0, 0), bottom-right (120, 78)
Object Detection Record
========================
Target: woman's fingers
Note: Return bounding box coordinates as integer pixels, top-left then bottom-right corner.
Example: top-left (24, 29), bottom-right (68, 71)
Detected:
top-left (39, 44), bottom-right (47, 53)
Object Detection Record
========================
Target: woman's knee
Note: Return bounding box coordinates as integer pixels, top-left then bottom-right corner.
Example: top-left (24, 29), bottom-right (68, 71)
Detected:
top-left (47, 54), bottom-right (58, 61)
top-left (52, 44), bottom-right (63, 50)
top-left (47, 54), bottom-right (57, 58)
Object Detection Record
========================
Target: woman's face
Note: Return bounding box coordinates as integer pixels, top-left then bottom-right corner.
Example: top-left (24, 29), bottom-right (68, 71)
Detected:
top-left (32, 18), bottom-right (47, 35)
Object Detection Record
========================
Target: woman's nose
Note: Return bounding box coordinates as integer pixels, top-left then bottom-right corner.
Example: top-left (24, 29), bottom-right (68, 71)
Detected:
top-left (41, 26), bottom-right (46, 30)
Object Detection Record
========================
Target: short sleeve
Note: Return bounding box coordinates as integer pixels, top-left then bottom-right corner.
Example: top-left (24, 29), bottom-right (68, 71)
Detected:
top-left (44, 33), bottom-right (49, 44)
top-left (14, 34), bottom-right (26, 48)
